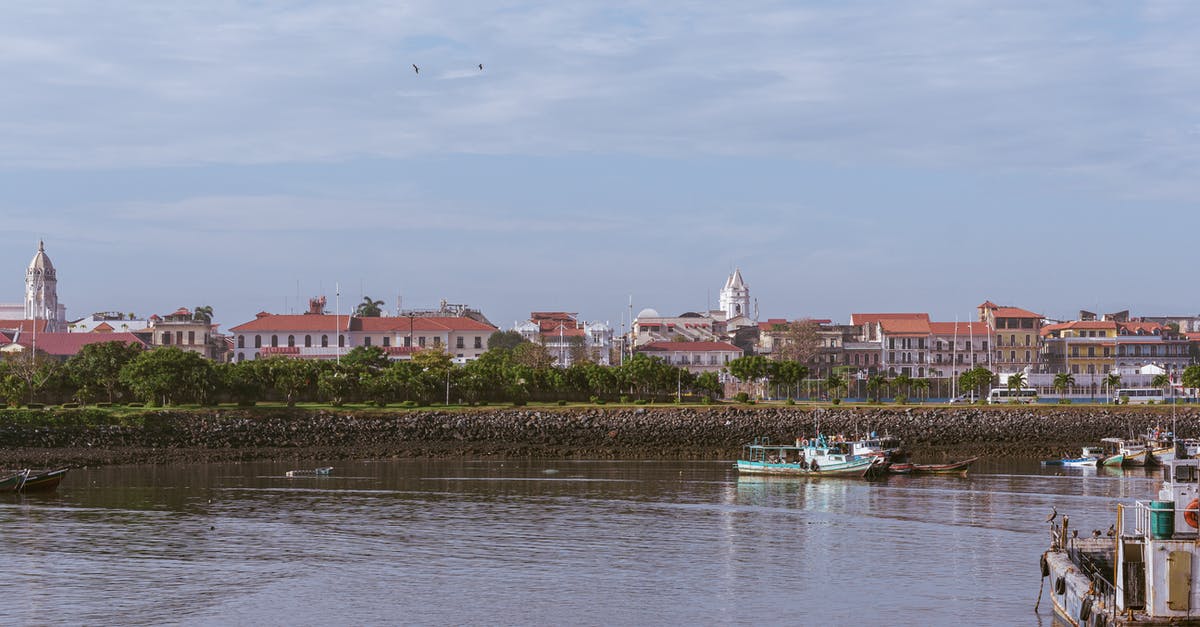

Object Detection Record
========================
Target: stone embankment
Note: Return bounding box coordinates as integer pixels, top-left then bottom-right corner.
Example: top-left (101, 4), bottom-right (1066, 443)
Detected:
top-left (0, 405), bottom-right (1195, 467)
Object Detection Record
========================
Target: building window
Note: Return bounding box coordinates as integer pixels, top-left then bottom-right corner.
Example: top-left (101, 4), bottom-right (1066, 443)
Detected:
top-left (1009, 351), bottom-right (1016, 362)
top-left (321, 335), bottom-right (329, 348)
top-left (1087, 346), bottom-right (1095, 357)
top-left (383, 337), bottom-right (390, 347)
top-left (404, 336), bottom-right (411, 347)
top-left (305, 335), bottom-right (312, 348)
top-left (162, 332), bottom-right (171, 345)
top-left (238, 335), bottom-right (245, 349)
top-left (419, 336), bottom-right (426, 347)
top-left (456, 336), bottom-right (464, 349)
top-left (1025, 350), bottom-right (1031, 362)
top-left (474, 336), bottom-right (482, 349)
top-left (176, 331), bottom-right (184, 344)
top-left (433, 337), bottom-right (442, 347)
top-left (271, 335), bottom-right (279, 348)
top-left (338, 335), bottom-right (345, 348)
top-left (288, 335), bottom-right (295, 347)
top-left (255, 335), bottom-right (262, 348)
top-left (364, 336), bottom-right (372, 347)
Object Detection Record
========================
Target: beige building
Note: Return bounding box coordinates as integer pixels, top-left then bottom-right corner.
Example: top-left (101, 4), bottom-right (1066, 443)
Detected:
top-left (978, 301), bottom-right (1043, 373)
top-left (148, 307), bottom-right (224, 360)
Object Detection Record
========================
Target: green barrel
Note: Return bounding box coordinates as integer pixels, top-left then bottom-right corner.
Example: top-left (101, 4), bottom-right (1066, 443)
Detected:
top-left (1151, 500), bottom-right (1175, 539)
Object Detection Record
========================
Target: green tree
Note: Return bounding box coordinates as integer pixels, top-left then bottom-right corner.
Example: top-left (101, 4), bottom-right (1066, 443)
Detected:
top-left (1006, 372), bottom-right (1027, 393)
top-left (355, 297), bottom-right (385, 317)
top-left (1103, 372), bottom-right (1122, 400)
top-left (892, 373), bottom-right (913, 399)
top-left (65, 340), bottom-right (144, 403)
top-left (3, 350), bottom-right (63, 404)
top-left (259, 357), bottom-right (317, 407)
top-left (487, 330), bottom-right (527, 352)
top-left (119, 347), bottom-right (215, 405)
top-left (1053, 372), bottom-right (1075, 397)
top-left (958, 367), bottom-right (994, 400)
top-left (218, 361), bottom-right (264, 405)
top-left (342, 346), bottom-right (390, 371)
top-left (192, 305), bottom-right (214, 323)
top-left (912, 378), bottom-right (930, 403)
top-left (866, 374), bottom-right (888, 402)
top-left (318, 365), bottom-right (359, 406)
top-left (1153, 373), bottom-right (1171, 400)
top-left (694, 371), bottom-right (723, 399)
top-left (1183, 365), bottom-right (1200, 391)
top-left (825, 373), bottom-right (846, 400)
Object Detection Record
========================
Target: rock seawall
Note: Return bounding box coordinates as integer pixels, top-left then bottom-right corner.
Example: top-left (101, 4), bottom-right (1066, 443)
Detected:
top-left (1, 405), bottom-right (1195, 466)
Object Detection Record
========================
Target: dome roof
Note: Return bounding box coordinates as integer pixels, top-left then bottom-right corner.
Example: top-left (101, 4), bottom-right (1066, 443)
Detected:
top-left (28, 240), bottom-right (55, 274)
top-left (636, 308), bottom-right (660, 319)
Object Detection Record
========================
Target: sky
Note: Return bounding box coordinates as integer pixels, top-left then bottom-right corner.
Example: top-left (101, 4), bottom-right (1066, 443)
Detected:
top-left (1, 1), bottom-right (1198, 332)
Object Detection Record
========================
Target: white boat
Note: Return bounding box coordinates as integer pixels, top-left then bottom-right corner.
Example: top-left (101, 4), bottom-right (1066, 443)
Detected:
top-left (285, 466), bottom-right (333, 477)
top-left (1042, 456), bottom-right (1200, 625)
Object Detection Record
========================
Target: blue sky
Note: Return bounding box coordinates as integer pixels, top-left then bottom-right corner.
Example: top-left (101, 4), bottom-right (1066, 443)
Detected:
top-left (1, 1), bottom-right (1198, 331)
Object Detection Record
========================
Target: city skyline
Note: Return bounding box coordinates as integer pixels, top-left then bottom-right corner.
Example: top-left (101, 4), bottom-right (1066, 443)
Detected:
top-left (2, 3), bottom-right (1198, 328)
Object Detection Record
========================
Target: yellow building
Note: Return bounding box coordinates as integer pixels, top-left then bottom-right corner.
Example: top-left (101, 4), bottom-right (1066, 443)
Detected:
top-left (978, 301), bottom-right (1043, 373)
top-left (1040, 320), bottom-right (1117, 376)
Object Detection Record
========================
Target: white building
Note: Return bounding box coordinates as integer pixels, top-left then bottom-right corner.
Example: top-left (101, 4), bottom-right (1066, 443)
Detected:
top-left (0, 241), bottom-right (67, 331)
top-left (513, 312), bottom-right (613, 366)
top-left (719, 268), bottom-right (750, 319)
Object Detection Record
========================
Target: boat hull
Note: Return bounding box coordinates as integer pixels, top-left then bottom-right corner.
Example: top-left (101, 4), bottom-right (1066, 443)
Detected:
top-left (19, 468), bottom-right (67, 493)
top-left (0, 471), bottom-right (26, 493)
top-left (1101, 454), bottom-right (1125, 467)
top-left (908, 457), bottom-right (978, 474)
top-left (735, 459), bottom-right (875, 477)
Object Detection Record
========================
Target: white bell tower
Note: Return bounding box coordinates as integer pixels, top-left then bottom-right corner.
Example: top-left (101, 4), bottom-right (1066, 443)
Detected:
top-left (719, 268), bottom-right (750, 319)
top-left (25, 240), bottom-right (60, 331)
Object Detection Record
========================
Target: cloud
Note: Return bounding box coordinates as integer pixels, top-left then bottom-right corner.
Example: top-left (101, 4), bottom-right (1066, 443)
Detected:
top-left (0, 1), bottom-right (1193, 199)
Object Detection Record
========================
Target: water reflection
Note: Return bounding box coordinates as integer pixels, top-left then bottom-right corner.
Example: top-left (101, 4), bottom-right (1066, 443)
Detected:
top-left (1, 459), bottom-right (1155, 625)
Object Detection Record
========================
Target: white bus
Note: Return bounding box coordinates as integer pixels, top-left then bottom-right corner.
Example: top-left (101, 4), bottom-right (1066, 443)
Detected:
top-left (1114, 388), bottom-right (1166, 404)
top-left (987, 388), bottom-right (1038, 404)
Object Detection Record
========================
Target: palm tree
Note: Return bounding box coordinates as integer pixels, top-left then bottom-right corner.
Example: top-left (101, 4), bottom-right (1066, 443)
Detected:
top-left (192, 305), bottom-right (214, 323)
top-left (1103, 373), bottom-right (1122, 403)
top-left (866, 374), bottom-right (888, 403)
top-left (892, 373), bottom-right (913, 401)
top-left (912, 378), bottom-right (930, 403)
top-left (1007, 371), bottom-right (1026, 393)
top-left (1053, 372), bottom-right (1075, 397)
top-left (356, 296), bottom-right (385, 317)
top-left (825, 373), bottom-right (846, 401)
top-left (1153, 373), bottom-right (1171, 402)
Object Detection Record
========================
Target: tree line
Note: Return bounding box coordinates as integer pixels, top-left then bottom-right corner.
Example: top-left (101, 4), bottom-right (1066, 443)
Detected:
top-left (0, 337), bottom-right (723, 408)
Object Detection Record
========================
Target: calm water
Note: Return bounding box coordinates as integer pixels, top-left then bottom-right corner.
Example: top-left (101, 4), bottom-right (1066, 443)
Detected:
top-left (2, 458), bottom-right (1157, 626)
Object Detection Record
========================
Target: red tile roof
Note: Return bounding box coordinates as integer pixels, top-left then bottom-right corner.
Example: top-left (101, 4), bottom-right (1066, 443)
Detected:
top-left (1117, 321), bottom-right (1163, 335)
top-left (15, 333), bottom-right (145, 357)
top-left (230, 314), bottom-right (353, 333)
top-left (879, 318), bottom-right (932, 335)
top-left (928, 322), bottom-right (985, 336)
top-left (640, 341), bottom-right (741, 352)
top-left (1040, 320), bottom-right (1116, 336)
top-left (354, 316), bottom-right (496, 332)
top-left (850, 313), bottom-right (930, 326)
top-left (991, 306), bottom-right (1042, 319)
top-left (0, 319), bottom-right (49, 334)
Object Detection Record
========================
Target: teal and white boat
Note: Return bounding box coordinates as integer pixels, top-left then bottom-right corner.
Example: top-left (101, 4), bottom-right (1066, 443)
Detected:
top-left (736, 437), bottom-right (879, 477)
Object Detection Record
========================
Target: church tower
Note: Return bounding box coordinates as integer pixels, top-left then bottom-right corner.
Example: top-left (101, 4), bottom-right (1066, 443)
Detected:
top-left (25, 240), bottom-right (60, 331)
top-left (719, 268), bottom-right (750, 319)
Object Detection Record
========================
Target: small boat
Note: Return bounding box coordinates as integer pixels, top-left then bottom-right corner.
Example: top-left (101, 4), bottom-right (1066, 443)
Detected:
top-left (1042, 446), bottom-right (1107, 467)
top-left (19, 468), bottom-right (68, 492)
top-left (0, 470), bottom-right (29, 493)
top-left (285, 466), bottom-right (333, 477)
top-left (1101, 454), bottom-right (1125, 467)
top-left (735, 437), bottom-right (881, 477)
top-left (906, 457), bottom-right (978, 474)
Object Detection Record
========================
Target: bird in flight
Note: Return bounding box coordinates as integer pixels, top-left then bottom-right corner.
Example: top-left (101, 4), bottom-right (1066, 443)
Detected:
top-left (413, 64), bottom-right (420, 75)
top-left (479, 63), bottom-right (484, 71)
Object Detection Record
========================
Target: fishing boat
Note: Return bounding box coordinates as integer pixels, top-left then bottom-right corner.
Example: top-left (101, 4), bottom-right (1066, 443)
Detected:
top-left (735, 437), bottom-right (880, 477)
top-left (19, 468), bottom-right (68, 492)
top-left (1041, 455), bottom-right (1200, 625)
top-left (1102, 437), bottom-right (1155, 467)
top-left (1042, 447), bottom-right (1109, 468)
top-left (285, 466), bottom-right (333, 477)
top-left (0, 470), bottom-right (28, 493)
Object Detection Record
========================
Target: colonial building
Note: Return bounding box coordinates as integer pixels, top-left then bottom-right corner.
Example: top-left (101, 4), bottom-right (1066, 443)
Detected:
top-left (1040, 320), bottom-right (1117, 376)
top-left (719, 268), bottom-right (751, 320)
top-left (632, 309), bottom-right (719, 346)
top-left (513, 312), bottom-right (613, 366)
top-left (978, 301), bottom-right (1043, 373)
top-left (1113, 321), bottom-right (1190, 377)
top-left (6, 332), bottom-right (145, 361)
top-left (230, 298), bottom-right (496, 363)
top-left (146, 307), bottom-right (226, 360)
top-left (928, 321), bottom-right (991, 379)
top-left (634, 341), bottom-right (742, 374)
